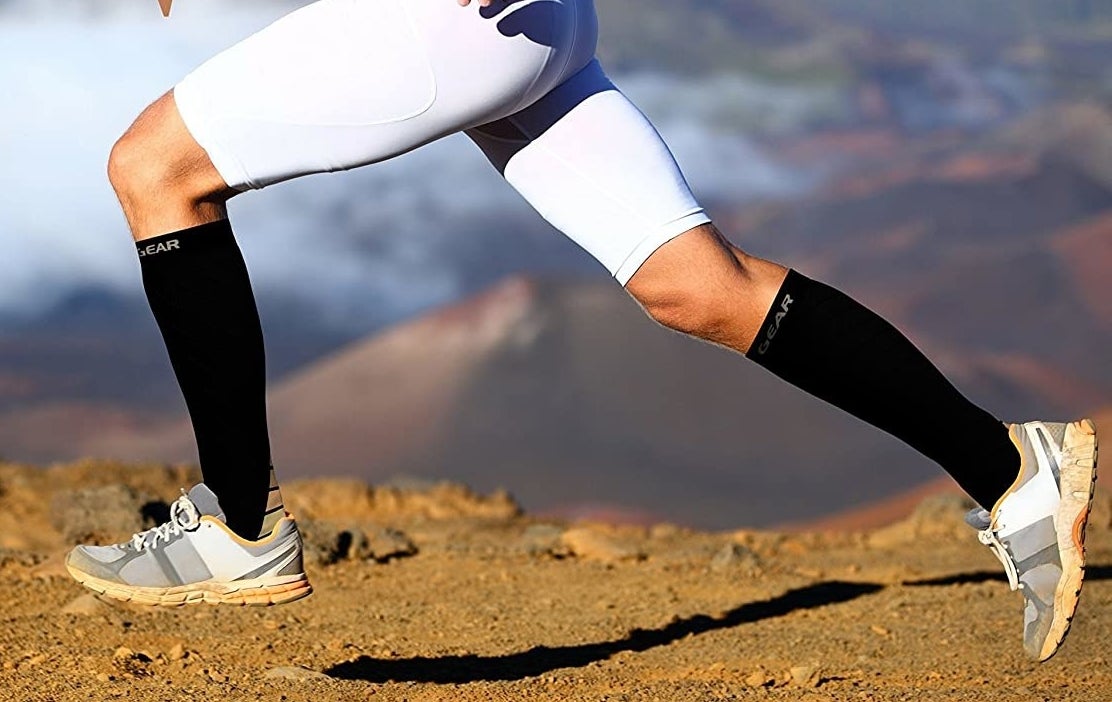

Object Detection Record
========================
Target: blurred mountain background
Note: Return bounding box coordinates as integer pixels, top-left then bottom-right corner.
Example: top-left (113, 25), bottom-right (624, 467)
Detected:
top-left (0, 0), bottom-right (1109, 528)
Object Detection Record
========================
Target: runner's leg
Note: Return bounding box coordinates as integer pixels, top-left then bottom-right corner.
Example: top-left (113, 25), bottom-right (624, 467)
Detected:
top-left (469, 60), bottom-right (1020, 510)
top-left (109, 0), bottom-right (595, 539)
top-left (108, 92), bottom-right (280, 539)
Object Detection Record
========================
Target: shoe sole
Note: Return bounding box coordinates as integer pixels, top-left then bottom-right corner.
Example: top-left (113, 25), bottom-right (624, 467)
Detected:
top-left (65, 567), bottom-right (312, 607)
top-left (1039, 418), bottom-right (1098, 662)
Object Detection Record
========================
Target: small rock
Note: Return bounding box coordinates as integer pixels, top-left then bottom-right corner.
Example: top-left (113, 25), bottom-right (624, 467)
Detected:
top-left (362, 525), bottom-right (417, 563)
top-left (29, 556), bottom-right (70, 581)
top-left (265, 666), bottom-right (331, 681)
top-left (870, 625), bottom-right (890, 637)
top-left (560, 528), bottom-right (644, 563)
top-left (62, 593), bottom-right (110, 616)
top-left (112, 647), bottom-right (154, 678)
top-left (709, 542), bottom-right (762, 574)
top-left (790, 664), bottom-right (823, 688)
top-left (95, 672), bottom-right (112, 683)
top-left (299, 521), bottom-right (417, 565)
top-left (745, 669), bottom-right (775, 688)
top-left (167, 643), bottom-right (185, 662)
top-left (520, 524), bottom-right (565, 557)
top-left (649, 523), bottom-right (681, 539)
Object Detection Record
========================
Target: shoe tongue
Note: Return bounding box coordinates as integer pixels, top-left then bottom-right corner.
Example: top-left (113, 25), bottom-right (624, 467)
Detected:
top-left (964, 507), bottom-right (992, 531)
top-left (187, 484), bottom-right (226, 522)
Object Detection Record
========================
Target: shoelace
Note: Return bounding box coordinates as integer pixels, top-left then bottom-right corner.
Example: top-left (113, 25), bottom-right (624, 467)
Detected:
top-left (129, 490), bottom-right (201, 551)
top-left (977, 528), bottom-right (1021, 591)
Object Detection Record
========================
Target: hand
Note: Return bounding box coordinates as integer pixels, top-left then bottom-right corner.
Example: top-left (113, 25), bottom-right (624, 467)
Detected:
top-left (458, 0), bottom-right (496, 6)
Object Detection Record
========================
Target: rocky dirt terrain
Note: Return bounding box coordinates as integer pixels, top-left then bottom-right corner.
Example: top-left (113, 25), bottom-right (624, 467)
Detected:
top-left (1, 459), bottom-right (1111, 702)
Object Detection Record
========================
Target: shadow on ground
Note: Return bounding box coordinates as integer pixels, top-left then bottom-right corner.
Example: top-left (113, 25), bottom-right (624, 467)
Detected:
top-left (325, 580), bottom-right (883, 684)
top-left (905, 563), bottom-right (1112, 587)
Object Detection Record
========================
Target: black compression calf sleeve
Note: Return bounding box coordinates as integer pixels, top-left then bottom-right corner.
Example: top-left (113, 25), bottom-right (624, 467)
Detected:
top-left (746, 269), bottom-right (1019, 509)
top-left (138, 220), bottom-right (273, 539)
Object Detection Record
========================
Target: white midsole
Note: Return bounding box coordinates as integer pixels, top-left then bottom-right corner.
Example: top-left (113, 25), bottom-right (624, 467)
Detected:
top-left (67, 566), bottom-right (309, 596)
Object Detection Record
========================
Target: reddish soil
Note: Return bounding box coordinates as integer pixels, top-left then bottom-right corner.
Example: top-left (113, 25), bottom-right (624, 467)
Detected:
top-left (1, 460), bottom-right (1110, 701)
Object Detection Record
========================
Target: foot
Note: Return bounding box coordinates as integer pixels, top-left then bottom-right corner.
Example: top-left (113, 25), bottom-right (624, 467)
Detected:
top-left (65, 484), bottom-right (312, 606)
top-left (967, 419), bottom-right (1098, 661)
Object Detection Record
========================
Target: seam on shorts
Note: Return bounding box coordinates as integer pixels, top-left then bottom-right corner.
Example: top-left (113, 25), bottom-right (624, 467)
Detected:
top-left (502, 0), bottom-right (578, 120)
top-left (503, 10), bottom-right (562, 118)
top-left (391, 0), bottom-right (440, 125)
top-left (553, 0), bottom-right (581, 93)
top-left (469, 127), bottom-right (530, 146)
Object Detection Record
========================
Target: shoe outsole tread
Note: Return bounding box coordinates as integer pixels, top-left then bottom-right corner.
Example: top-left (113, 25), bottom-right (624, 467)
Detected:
top-left (66, 566), bottom-right (313, 607)
top-left (1039, 418), bottom-right (1098, 662)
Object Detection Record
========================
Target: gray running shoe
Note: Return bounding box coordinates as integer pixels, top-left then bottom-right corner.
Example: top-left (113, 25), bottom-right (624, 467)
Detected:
top-left (969, 419), bottom-right (1098, 661)
top-left (65, 484), bottom-right (311, 606)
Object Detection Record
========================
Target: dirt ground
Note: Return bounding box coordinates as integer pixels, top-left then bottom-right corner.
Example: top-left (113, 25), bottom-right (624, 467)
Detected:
top-left (1, 459), bottom-right (1110, 702)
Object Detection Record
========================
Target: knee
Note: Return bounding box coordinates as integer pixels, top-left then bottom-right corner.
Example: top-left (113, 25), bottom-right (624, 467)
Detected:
top-left (107, 97), bottom-right (225, 207)
top-left (625, 226), bottom-right (747, 340)
top-left (107, 130), bottom-right (157, 200)
top-left (626, 226), bottom-right (788, 345)
top-left (108, 127), bottom-right (212, 205)
top-left (629, 270), bottom-right (739, 341)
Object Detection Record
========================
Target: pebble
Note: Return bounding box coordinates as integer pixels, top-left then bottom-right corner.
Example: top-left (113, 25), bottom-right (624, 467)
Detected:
top-left (300, 521), bottom-right (417, 564)
top-left (649, 523), bottom-right (681, 539)
top-left (362, 525), bottom-right (418, 562)
top-left (112, 647), bottom-right (154, 678)
top-left (29, 557), bottom-right (70, 581)
top-left (265, 666), bottom-right (331, 681)
top-left (520, 524), bottom-right (565, 556)
top-left (709, 542), bottom-right (762, 574)
top-left (745, 669), bottom-right (775, 688)
top-left (560, 528), bottom-right (644, 563)
top-left (61, 593), bottom-right (110, 616)
top-left (790, 664), bottom-right (823, 688)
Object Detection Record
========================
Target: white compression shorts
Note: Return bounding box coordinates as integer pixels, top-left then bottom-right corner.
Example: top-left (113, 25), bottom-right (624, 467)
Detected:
top-left (173, 0), bottom-right (711, 284)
